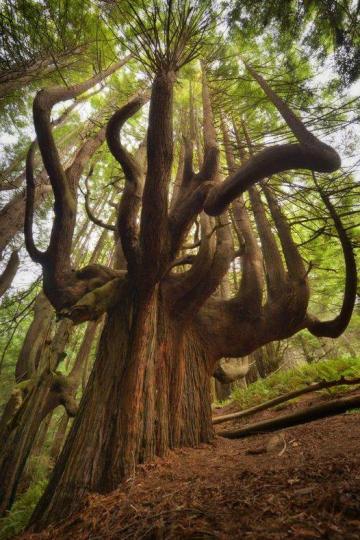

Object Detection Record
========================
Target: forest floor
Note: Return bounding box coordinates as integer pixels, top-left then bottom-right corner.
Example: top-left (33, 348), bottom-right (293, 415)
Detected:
top-left (21, 390), bottom-right (360, 540)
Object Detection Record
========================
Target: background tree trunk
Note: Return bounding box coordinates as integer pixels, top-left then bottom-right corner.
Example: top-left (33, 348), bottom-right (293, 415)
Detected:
top-left (0, 320), bottom-right (72, 516)
top-left (0, 250), bottom-right (19, 297)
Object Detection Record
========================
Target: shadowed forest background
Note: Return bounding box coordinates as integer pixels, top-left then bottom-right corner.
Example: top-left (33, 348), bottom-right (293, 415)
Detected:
top-left (0, 0), bottom-right (359, 538)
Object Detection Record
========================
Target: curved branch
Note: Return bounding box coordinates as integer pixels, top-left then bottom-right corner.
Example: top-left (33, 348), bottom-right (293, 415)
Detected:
top-left (249, 185), bottom-right (287, 296)
top-left (58, 276), bottom-right (126, 325)
top-left (43, 121), bottom-right (108, 286)
top-left (169, 182), bottom-right (214, 255)
top-left (195, 63), bottom-right (219, 184)
top-left (83, 171), bottom-right (116, 232)
top-left (204, 142), bottom-right (340, 216)
top-left (222, 116), bottom-right (264, 314)
top-left (306, 175), bottom-right (357, 338)
top-left (33, 57), bottom-right (130, 209)
top-left (262, 182), bottom-right (306, 280)
top-left (106, 94), bottom-right (148, 182)
top-left (170, 211), bottom-right (234, 317)
top-left (25, 59), bottom-right (130, 308)
top-left (231, 196), bottom-right (264, 313)
top-left (24, 142), bottom-right (46, 264)
top-left (168, 66), bottom-right (220, 255)
top-left (203, 65), bottom-right (340, 216)
top-left (106, 94), bottom-right (148, 272)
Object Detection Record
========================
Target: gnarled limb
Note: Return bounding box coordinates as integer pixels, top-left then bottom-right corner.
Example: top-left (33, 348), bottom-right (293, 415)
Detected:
top-left (203, 64), bottom-right (340, 216)
top-left (168, 66), bottom-right (220, 256)
top-left (169, 182), bottom-right (214, 255)
top-left (168, 78), bottom-right (234, 317)
top-left (25, 58), bottom-right (130, 272)
top-left (45, 124), bottom-right (108, 273)
top-left (195, 64), bottom-right (219, 184)
top-left (106, 94), bottom-right (148, 272)
top-left (249, 185), bottom-right (287, 296)
top-left (33, 57), bottom-right (130, 214)
top-left (306, 175), bottom-right (357, 337)
top-left (177, 213), bottom-right (234, 317)
top-left (26, 101), bottom-right (122, 311)
top-left (58, 276), bottom-right (126, 324)
top-left (232, 197), bottom-right (264, 312)
top-left (24, 141), bottom-right (46, 264)
top-left (222, 115), bottom-right (264, 314)
top-left (262, 181), bottom-right (307, 281)
top-left (83, 168), bottom-right (116, 232)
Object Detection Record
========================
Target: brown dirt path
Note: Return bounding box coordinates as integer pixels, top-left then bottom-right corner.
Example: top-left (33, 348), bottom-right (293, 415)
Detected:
top-left (21, 394), bottom-right (360, 539)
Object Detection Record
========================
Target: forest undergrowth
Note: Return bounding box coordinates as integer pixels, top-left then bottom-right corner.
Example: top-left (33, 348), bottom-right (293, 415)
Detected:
top-left (1, 356), bottom-right (359, 540)
top-left (224, 356), bottom-right (360, 411)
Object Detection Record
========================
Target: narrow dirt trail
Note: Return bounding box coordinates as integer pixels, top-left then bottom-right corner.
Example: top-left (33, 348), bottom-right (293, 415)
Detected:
top-left (21, 393), bottom-right (360, 539)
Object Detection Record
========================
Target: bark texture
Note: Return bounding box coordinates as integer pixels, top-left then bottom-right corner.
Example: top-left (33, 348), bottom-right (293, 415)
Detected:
top-left (31, 286), bottom-right (213, 527)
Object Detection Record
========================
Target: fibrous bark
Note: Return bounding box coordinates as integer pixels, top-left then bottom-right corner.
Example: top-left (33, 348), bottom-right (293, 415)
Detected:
top-left (31, 288), bottom-right (214, 527)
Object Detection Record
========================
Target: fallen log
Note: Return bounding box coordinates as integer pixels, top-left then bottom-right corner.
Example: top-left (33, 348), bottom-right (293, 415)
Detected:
top-left (213, 376), bottom-right (360, 425)
top-left (218, 392), bottom-right (360, 439)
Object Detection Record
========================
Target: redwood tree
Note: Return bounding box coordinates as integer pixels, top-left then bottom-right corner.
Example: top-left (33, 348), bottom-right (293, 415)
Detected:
top-left (15, 1), bottom-right (357, 529)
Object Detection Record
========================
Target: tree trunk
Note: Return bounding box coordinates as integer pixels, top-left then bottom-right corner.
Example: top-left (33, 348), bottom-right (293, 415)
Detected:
top-left (253, 342), bottom-right (281, 378)
top-left (215, 379), bottom-right (231, 401)
top-left (31, 287), bottom-right (213, 529)
top-left (0, 250), bottom-right (19, 297)
top-left (15, 292), bottom-right (53, 383)
top-left (50, 414), bottom-right (69, 463)
top-left (0, 184), bottom-right (51, 259)
top-left (0, 320), bottom-right (72, 516)
top-left (0, 373), bottom-right (62, 515)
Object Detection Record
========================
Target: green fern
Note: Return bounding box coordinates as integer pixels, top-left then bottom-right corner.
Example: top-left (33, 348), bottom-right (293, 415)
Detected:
top-left (0, 480), bottom-right (46, 540)
top-left (231, 357), bottom-right (360, 410)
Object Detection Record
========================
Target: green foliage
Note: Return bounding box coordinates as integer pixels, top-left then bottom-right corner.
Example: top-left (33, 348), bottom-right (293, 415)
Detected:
top-left (0, 479), bottom-right (46, 540)
top-left (226, 0), bottom-right (360, 84)
top-left (0, 416), bottom-right (61, 538)
top-left (231, 356), bottom-right (360, 410)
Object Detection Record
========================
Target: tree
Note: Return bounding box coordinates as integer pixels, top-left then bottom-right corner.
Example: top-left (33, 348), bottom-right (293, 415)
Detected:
top-left (11, 1), bottom-right (354, 529)
top-left (227, 0), bottom-right (360, 84)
